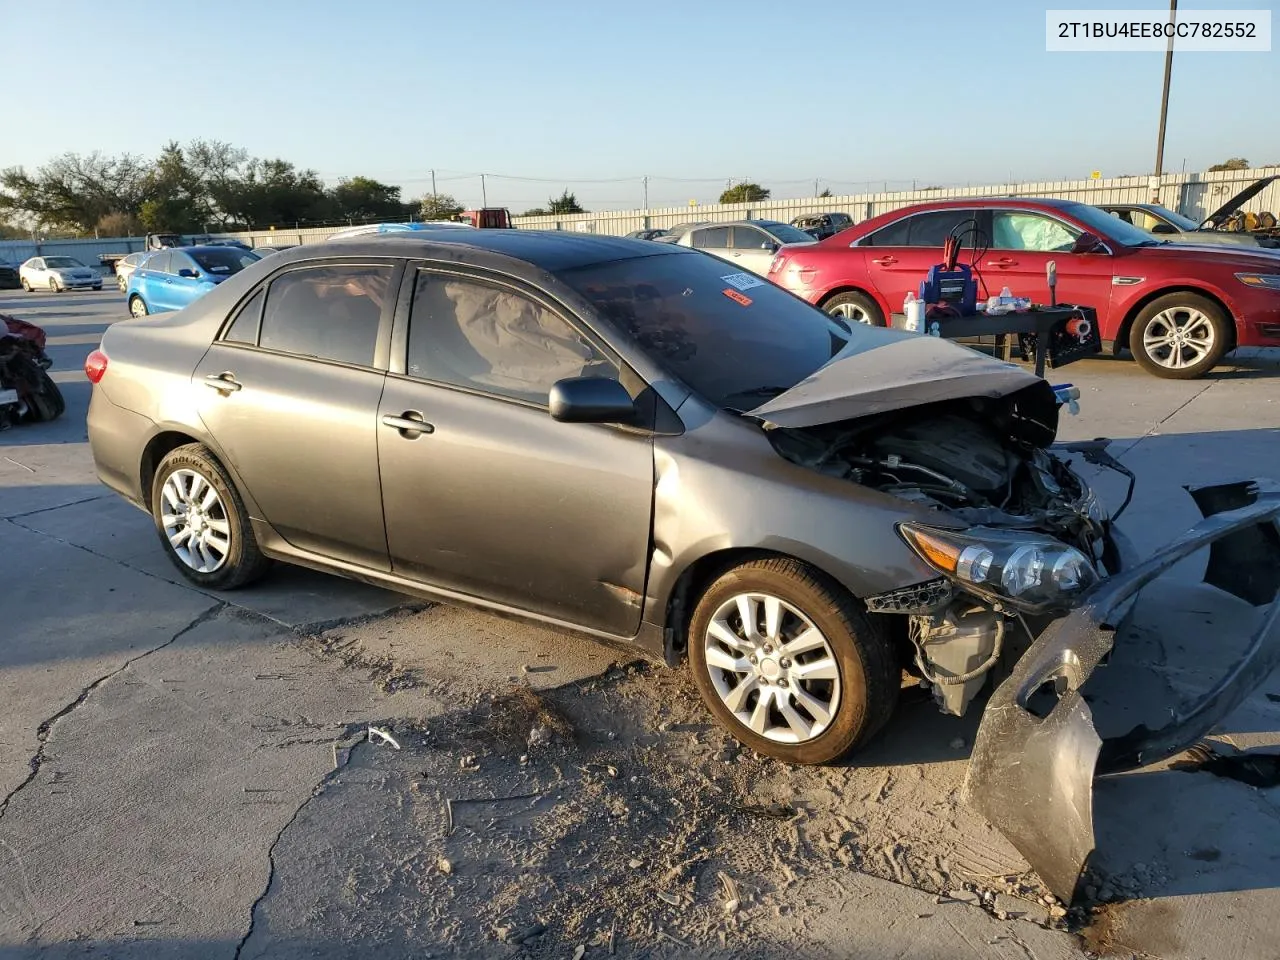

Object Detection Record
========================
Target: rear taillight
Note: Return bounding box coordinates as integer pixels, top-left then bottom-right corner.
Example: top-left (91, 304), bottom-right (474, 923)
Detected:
top-left (85, 349), bottom-right (109, 384)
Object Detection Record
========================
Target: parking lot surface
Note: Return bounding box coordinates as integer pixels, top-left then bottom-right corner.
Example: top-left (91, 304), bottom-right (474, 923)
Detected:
top-left (3, 284), bottom-right (1280, 958)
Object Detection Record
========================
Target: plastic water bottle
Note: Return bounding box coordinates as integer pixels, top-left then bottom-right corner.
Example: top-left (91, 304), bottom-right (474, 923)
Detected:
top-left (903, 293), bottom-right (923, 332)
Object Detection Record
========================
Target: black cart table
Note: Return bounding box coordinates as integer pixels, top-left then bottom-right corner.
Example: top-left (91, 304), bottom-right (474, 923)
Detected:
top-left (888, 305), bottom-right (1101, 378)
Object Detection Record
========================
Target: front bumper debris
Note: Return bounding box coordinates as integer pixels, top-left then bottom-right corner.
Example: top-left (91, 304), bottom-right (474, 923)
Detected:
top-left (963, 479), bottom-right (1280, 901)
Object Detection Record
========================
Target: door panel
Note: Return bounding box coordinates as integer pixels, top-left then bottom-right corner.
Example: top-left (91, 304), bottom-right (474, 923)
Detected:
top-left (194, 344), bottom-right (390, 568)
top-left (377, 378), bottom-right (654, 636)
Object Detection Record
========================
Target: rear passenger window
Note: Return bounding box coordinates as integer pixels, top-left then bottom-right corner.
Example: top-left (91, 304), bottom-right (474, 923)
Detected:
top-left (691, 227), bottom-right (730, 249)
top-left (258, 264), bottom-right (392, 367)
top-left (406, 271), bottom-right (614, 405)
top-left (222, 288), bottom-right (265, 345)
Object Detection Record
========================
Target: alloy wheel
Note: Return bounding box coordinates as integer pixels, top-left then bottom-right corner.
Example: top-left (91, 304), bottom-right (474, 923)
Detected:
top-left (702, 592), bottom-right (842, 744)
top-left (829, 302), bottom-right (874, 325)
top-left (1143, 306), bottom-right (1216, 370)
top-left (160, 468), bottom-right (232, 573)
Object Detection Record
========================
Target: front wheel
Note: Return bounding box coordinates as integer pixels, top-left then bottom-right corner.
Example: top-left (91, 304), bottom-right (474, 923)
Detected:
top-left (1129, 293), bottom-right (1230, 379)
top-left (822, 290), bottom-right (886, 328)
top-left (151, 443), bottom-right (271, 590)
top-left (688, 558), bottom-right (898, 764)
top-left (128, 294), bottom-right (149, 317)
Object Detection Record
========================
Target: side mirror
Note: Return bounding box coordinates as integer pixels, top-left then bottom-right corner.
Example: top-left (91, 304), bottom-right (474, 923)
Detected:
top-left (178, 268), bottom-right (198, 278)
top-left (1070, 232), bottom-right (1107, 254)
top-left (549, 377), bottom-right (636, 425)
top-left (1149, 222), bottom-right (1177, 235)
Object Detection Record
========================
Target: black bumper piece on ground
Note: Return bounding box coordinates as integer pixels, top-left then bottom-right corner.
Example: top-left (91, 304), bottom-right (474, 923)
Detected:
top-left (963, 478), bottom-right (1280, 901)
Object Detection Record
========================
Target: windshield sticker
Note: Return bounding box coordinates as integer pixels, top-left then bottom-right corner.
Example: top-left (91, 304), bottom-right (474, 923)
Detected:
top-left (722, 288), bottom-right (753, 307)
top-left (721, 272), bottom-right (765, 291)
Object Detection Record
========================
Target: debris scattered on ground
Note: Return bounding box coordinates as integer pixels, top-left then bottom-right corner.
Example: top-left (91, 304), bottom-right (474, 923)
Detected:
top-left (367, 725), bottom-right (401, 750)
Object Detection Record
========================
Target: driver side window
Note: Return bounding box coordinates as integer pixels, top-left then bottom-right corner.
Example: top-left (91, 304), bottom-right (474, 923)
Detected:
top-left (991, 212), bottom-right (1078, 252)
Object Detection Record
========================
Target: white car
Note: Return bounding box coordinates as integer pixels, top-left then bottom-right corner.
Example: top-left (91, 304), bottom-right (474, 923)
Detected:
top-left (663, 219), bottom-right (817, 275)
top-left (20, 256), bottom-right (103, 292)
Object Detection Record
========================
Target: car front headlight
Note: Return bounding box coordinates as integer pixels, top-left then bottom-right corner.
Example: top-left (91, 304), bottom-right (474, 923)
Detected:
top-left (898, 524), bottom-right (1099, 610)
top-left (1236, 273), bottom-right (1280, 290)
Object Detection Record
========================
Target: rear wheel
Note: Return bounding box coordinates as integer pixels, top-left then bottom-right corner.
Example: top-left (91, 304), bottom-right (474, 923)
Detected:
top-left (822, 291), bottom-right (885, 328)
top-left (151, 443), bottom-right (271, 590)
top-left (688, 558), bottom-right (898, 764)
top-left (1129, 293), bottom-right (1230, 379)
top-left (129, 295), bottom-right (149, 317)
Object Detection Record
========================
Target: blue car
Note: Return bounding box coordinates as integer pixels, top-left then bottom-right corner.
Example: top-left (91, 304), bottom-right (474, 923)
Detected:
top-left (126, 245), bottom-right (261, 316)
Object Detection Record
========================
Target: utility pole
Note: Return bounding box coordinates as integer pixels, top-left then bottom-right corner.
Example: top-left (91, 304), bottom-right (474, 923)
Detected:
top-left (1153, 0), bottom-right (1177, 201)
top-left (481, 174), bottom-right (487, 206)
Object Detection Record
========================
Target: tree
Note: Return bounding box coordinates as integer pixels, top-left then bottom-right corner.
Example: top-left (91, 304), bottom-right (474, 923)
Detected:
top-left (0, 152), bottom-right (149, 233)
top-left (719, 182), bottom-right (770, 204)
top-left (419, 192), bottom-right (465, 221)
top-left (818, 187), bottom-right (832, 198)
top-left (1208, 158), bottom-right (1250, 171)
top-left (329, 176), bottom-right (411, 221)
top-left (548, 190), bottom-right (585, 214)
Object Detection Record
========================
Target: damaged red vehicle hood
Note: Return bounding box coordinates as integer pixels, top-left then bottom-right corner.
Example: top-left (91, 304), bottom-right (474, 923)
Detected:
top-left (747, 327), bottom-right (1044, 428)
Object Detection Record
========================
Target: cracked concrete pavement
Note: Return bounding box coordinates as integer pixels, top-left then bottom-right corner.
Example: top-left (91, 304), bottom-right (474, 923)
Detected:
top-left (2, 286), bottom-right (1280, 958)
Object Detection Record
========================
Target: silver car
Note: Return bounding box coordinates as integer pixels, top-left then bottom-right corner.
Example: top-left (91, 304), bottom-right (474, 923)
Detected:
top-left (664, 219), bottom-right (817, 275)
top-left (19, 255), bottom-right (104, 292)
top-left (114, 252), bottom-right (150, 292)
top-left (1098, 175), bottom-right (1280, 251)
top-left (83, 231), bottom-right (1280, 902)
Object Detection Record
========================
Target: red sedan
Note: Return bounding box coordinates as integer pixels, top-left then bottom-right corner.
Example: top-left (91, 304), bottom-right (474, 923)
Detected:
top-left (768, 198), bottom-right (1280, 378)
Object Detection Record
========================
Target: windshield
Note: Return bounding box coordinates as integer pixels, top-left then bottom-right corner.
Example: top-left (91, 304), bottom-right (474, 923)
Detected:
top-left (1062, 202), bottom-right (1162, 246)
top-left (760, 223), bottom-right (816, 244)
top-left (558, 251), bottom-right (847, 409)
top-left (44, 257), bottom-right (85, 268)
top-left (190, 248), bottom-right (260, 274)
top-left (1147, 205), bottom-right (1200, 231)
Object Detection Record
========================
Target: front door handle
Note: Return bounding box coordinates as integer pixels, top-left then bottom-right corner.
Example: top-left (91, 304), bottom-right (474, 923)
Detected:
top-left (381, 411), bottom-right (434, 438)
top-left (203, 373), bottom-right (242, 393)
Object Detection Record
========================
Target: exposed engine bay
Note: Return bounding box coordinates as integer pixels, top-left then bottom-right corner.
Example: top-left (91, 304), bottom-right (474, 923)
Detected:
top-left (767, 391), bottom-right (1125, 716)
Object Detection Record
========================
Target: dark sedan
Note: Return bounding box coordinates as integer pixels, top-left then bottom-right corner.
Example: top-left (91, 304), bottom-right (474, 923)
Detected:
top-left (84, 231), bottom-right (1280, 899)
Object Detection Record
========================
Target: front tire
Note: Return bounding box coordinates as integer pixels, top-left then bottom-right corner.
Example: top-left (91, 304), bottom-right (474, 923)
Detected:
top-left (822, 290), bottom-right (886, 328)
top-left (688, 558), bottom-right (898, 764)
top-left (151, 443), bottom-right (271, 590)
top-left (1129, 293), bottom-right (1230, 379)
top-left (128, 294), bottom-right (149, 317)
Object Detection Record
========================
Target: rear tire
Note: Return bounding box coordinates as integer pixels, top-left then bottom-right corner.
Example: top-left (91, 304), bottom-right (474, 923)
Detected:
top-left (1129, 292), bottom-right (1230, 380)
top-left (688, 558), bottom-right (898, 764)
top-left (822, 290), bottom-right (886, 329)
top-left (151, 443), bottom-right (271, 590)
top-left (23, 364), bottom-right (65, 422)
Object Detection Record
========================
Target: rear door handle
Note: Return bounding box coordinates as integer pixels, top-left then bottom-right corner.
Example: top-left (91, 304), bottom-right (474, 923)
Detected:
top-left (203, 373), bottom-right (242, 393)
top-left (381, 411), bottom-right (434, 437)
top-left (871, 256), bottom-right (898, 266)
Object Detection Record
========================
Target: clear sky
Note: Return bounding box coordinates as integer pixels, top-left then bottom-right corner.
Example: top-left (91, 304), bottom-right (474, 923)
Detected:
top-left (3, 0), bottom-right (1276, 210)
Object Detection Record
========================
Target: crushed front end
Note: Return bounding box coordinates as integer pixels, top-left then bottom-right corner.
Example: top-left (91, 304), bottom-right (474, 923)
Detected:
top-left (962, 478), bottom-right (1280, 901)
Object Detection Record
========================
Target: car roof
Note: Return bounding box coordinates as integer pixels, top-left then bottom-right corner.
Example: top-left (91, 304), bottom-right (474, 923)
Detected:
top-left (291, 229), bottom-right (696, 273)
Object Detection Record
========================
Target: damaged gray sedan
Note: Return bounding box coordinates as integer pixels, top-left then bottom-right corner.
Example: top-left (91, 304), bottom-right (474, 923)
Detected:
top-left (85, 232), bottom-right (1280, 901)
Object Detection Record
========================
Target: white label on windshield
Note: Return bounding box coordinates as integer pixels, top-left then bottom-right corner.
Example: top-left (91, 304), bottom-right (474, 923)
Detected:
top-left (721, 272), bottom-right (765, 291)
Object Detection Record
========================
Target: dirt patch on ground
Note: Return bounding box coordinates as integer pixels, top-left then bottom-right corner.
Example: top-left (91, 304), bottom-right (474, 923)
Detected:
top-left (243, 663), bottom-right (1076, 958)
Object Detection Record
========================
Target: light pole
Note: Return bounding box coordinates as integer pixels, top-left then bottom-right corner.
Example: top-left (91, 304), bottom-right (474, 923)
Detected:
top-left (1152, 0), bottom-right (1177, 202)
